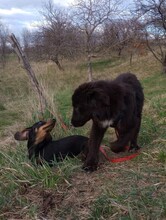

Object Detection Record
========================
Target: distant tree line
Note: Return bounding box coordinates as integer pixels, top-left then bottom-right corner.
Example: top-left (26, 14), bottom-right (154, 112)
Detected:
top-left (1, 0), bottom-right (166, 75)
top-left (0, 21), bottom-right (11, 68)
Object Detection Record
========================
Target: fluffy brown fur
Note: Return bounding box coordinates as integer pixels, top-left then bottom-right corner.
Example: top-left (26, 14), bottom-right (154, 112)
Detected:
top-left (71, 73), bottom-right (144, 171)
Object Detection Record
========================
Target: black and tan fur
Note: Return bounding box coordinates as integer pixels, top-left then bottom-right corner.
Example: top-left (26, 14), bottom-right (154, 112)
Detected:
top-left (14, 119), bottom-right (88, 166)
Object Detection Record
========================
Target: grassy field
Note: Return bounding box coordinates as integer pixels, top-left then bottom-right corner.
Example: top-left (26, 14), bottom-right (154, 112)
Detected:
top-left (0, 54), bottom-right (166, 219)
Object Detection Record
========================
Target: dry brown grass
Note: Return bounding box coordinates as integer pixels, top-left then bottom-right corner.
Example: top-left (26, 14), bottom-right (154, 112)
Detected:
top-left (0, 53), bottom-right (165, 219)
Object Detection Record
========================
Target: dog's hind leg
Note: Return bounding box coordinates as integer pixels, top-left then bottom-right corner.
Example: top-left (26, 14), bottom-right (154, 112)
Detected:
top-left (111, 128), bottom-right (135, 153)
top-left (130, 117), bottom-right (142, 152)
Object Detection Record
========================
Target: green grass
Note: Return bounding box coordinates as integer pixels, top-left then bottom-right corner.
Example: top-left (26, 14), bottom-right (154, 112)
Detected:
top-left (0, 104), bottom-right (6, 111)
top-left (0, 56), bottom-right (166, 219)
top-left (78, 57), bottom-right (122, 72)
top-left (56, 87), bottom-right (72, 125)
top-left (89, 193), bottom-right (114, 219)
top-left (158, 150), bottom-right (166, 163)
top-left (0, 111), bottom-right (20, 130)
top-left (0, 145), bottom-right (81, 218)
top-left (139, 115), bottom-right (157, 146)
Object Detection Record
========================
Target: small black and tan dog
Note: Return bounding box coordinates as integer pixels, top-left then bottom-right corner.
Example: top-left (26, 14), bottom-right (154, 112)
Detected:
top-left (14, 119), bottom-right (88, 165)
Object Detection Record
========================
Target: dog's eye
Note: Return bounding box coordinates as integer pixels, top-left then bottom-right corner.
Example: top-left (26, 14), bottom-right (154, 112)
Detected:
top-left (37, 121), bottom-right (45, 126)
top-left (77, 106), bottom-right (85, 113)
top-left (75, 107), bottom-right (79, 112)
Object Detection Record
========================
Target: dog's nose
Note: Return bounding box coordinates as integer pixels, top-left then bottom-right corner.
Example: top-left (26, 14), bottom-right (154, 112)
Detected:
top-left (69, 123), bottom-right (74, 128)
top-left (71, 119), bottom-right (80, 127)
top-left (71, 119), bottom-right (74, 126)
top-left (47, 118), bottom-right (56, 125)
top-left (14, 132), bottom-right (21, 140)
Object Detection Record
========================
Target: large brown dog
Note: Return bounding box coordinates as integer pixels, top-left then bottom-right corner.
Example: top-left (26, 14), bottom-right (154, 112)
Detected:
top-left (71, 73), bottom-right (144, 171)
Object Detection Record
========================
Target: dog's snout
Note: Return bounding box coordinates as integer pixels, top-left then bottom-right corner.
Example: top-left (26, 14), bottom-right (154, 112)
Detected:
top-left (14, 132), bottom-right (20, 140)
top-left (71, 119), bottom-right (84, 127)
top-left (47, 118), bottom-right (56, 123)
top-left (71, 119), bottom-right (77, 127)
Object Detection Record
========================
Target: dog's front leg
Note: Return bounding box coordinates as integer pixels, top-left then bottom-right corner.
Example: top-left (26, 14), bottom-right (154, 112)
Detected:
top-left (83, 122), bottom-right (106, 172)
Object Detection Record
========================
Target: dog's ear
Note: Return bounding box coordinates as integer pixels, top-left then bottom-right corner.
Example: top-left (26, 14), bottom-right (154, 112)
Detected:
top-left (14, 128), bottom-right (30, 141)
top-left (87, 89), bottom-right (110, 107)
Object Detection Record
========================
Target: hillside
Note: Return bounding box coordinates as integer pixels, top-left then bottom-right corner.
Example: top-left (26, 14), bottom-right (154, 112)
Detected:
top-left (0, 54), bottom-right (166, 219)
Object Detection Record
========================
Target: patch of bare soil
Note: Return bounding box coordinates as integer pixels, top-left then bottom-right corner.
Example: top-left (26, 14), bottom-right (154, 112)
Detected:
top-left (1, 146), bottom-right (141, 219)
top-left (44, 162), bottom-right (124, 219)
top-left (53, 171), bottom-right (104, 219)
top-left (0, 171), bottom-right (104, 219)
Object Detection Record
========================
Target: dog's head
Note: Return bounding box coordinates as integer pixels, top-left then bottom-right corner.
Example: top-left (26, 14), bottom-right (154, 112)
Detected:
top-left (14, 119), bottom-right (56, 146)
top-left (71, 82), bottom-right (111, 127)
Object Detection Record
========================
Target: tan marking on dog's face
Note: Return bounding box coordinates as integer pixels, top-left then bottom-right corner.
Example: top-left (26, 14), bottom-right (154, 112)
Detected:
top-left (34, 127), bottom-right (47, 145)
top-left (34, 120), bottom-right (55, 145)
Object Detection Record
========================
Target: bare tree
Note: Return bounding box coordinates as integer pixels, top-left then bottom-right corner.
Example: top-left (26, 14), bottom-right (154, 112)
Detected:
top-left (0, 21), bottom-right (9, 68)
top-left (102, 20), bottom-right (130, 57)
top-left (22, 28), bottom-right (33, 58)
top-left (102, 18), bottom-right (146, 62)
top-left (38, 0), bottom-right (83, 70)
top-left (72, 0), bottom-right (121, 81)
top-left (135, 0), bottom-right (166, 73)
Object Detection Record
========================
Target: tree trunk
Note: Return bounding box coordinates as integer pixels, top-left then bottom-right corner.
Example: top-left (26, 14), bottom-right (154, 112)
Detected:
top-left (118, 47), bottom-right (122, 57)
top-left (130, 52), bottom-right (133, 66)
top-left (87, 54), bottom-right (93, 81)
top-left (162, 54), bottom-right (166, 74)
top-left (1, 42), bottom-right (7, 68)
top-left (86, 34), bottom-right (93, 82)
top-left (50, 55), bottom-right (64, 71)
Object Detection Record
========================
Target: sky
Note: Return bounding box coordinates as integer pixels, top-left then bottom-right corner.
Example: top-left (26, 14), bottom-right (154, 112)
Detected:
top-left (0, 0), bottom-right (134, 37)
top-left (0, 0), bottom-right (73, 36)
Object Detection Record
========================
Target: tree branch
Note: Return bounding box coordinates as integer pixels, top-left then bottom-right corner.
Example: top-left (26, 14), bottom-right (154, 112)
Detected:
top-left (8, 33), bottom-right (48, 116)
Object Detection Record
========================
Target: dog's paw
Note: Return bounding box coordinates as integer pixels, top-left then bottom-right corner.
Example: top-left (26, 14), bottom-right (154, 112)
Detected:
top-left (110, 142), bottom-right (126, 153)
top-left (78, 153), bottom-right (87, 162)
top-left (129, 145), bottom-right (141, 153)
top-left (82, 160), bottom-right (98, 172)
top-left (82, 164), bottom-right (97, 172)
